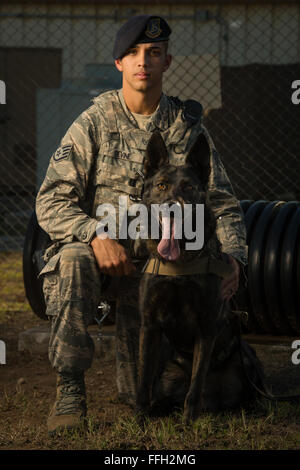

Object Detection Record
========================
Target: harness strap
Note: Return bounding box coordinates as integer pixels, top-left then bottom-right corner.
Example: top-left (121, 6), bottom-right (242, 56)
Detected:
top-left (142, 256), bottom-right (234, 278)
top-left (107, 101), bottom-right (119, 134)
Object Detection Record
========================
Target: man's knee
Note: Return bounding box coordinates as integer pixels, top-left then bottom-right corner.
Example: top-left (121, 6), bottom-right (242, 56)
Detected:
top-left (59, 242), bottom-right (97, 269)
top-left (57, 242), bottom-right (100, 287)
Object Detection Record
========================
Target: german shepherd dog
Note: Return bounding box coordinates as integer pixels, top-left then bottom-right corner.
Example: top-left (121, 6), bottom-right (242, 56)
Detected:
top-left (136, 132), bottom-right (264, 423)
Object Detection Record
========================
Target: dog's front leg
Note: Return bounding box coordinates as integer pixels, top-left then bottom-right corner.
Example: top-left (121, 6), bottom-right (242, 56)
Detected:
top-left (183, 334), bottom-right (216, 424)
top-left (136, 320), bottom-right (162, 417)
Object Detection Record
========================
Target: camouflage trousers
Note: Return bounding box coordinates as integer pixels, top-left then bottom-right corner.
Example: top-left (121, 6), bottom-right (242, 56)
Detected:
top-left (41, 241), bottom-right (142, 403)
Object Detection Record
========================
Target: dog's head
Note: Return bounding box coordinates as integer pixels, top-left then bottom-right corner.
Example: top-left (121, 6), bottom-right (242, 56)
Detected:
top-left (142, 131), bottom-right (216, 261)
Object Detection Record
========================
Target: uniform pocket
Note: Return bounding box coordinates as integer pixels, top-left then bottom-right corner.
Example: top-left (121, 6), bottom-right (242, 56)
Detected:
top-left (39, 252), bottom-right (61, 317)
top-left (38, 252), bottom-right (61, 279)
top-left (96, 163), bottom-right (144, 198)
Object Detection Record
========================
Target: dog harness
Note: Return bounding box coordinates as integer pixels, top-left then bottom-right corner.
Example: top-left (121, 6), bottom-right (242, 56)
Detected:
top-left (142, 255), bottom-right (234, 278)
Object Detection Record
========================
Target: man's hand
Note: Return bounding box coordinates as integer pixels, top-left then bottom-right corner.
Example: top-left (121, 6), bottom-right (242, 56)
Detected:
top-left (221, 255), bottom-right (240, 302)
top-left (91, 236), bottom-right (136, 277)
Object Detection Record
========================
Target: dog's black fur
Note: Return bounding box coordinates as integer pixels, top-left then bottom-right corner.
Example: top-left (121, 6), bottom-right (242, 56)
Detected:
top-left (136, 132), bottom-right (264, 423)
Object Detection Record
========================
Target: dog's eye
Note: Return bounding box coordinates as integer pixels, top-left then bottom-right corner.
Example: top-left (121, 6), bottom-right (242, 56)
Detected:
top-left (157, 182), bottom-right (167, 191)
top-left (185, 185), bottom-right (194, 191)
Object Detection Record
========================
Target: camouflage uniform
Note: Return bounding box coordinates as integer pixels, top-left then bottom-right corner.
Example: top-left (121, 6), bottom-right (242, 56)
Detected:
top-left (36, 89), bottom-right (247, 403)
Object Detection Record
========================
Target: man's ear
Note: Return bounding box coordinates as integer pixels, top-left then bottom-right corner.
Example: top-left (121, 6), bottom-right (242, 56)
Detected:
top-left (163, 54), bottom-right (172, 72)
top-left (115, 59), bottom-right (123, 72)
top-left (185, 133), bottom-right (211, 188)
top-left (144, 132), bottom-right (169, 178)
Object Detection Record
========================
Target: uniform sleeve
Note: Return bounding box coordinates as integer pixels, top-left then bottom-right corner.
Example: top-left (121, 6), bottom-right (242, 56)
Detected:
top-left (35, 107), bottom-right (99, 245)
top-left (203, 126), bottom-right (248, 266)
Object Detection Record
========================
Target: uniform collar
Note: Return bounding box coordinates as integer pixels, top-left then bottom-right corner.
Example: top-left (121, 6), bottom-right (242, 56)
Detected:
top-left (117, 89), bottom-right (179, 132)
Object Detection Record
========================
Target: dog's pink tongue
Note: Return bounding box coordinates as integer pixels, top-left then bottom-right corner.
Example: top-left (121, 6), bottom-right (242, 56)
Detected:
top-left (157, 216), bottom-right (180, 261)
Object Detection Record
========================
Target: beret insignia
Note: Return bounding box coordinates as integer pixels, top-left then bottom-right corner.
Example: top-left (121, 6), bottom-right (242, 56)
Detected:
top-left (53, 144), bottom-right (72, 161)
top-left (145, 18), bottom-right (162, 39)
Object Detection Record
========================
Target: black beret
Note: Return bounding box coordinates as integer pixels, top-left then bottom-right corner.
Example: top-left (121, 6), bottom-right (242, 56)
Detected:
top-left (113, 15), bottom-right (171, 60)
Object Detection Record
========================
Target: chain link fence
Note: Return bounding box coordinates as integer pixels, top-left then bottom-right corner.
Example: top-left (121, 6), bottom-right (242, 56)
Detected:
top-left (0, 1), bottom-right (299, 253)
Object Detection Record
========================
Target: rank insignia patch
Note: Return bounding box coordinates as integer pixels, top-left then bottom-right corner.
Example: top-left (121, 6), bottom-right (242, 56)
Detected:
top-left (53, 144), bottom-right (73, 161)
top-left (145, 18), bottom-right (162, 39)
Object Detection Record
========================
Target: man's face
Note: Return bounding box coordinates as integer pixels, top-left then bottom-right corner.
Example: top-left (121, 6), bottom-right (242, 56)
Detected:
top-left (115, 42), bottom-right (172, 93)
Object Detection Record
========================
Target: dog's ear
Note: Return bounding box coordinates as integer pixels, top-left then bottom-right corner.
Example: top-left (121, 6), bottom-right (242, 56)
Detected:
top-left (186, 133), bottom-right (211, 189)
top-left (144, 132), bottom-right (169, 178)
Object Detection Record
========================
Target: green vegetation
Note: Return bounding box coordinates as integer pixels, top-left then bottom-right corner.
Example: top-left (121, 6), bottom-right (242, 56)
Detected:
top-left (0, 252), bottom-right (31, 319)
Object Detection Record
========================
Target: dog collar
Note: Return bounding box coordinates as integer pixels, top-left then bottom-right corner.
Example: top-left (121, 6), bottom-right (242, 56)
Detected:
top-left (141, 256), bottom-right (234, 278)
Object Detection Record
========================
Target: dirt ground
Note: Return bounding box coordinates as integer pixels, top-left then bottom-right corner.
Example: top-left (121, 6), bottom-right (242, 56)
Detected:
top-left (1, 252), bottom-right (300, 450)
top-left (0, 309), bottom-right (133, 450)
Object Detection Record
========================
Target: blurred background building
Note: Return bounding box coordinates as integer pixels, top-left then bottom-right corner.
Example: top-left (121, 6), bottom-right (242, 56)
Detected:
top-left (0, 0), bottom-right (299, 251)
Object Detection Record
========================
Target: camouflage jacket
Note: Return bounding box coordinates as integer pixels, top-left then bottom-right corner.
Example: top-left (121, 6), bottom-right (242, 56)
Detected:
top-left (35, 89), bottom-right (247, 265)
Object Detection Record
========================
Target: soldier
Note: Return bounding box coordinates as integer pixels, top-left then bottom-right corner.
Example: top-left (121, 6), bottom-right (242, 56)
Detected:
top-left (36, 15), bottom-right (247, 434)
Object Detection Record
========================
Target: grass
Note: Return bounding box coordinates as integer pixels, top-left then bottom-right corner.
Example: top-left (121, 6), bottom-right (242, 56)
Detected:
top-left (1, 252), bottom-right (300, 450)
top-left (1, 392), bottom-right (300, 450)
top-left (0, 251), bottom-right (31, 318)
